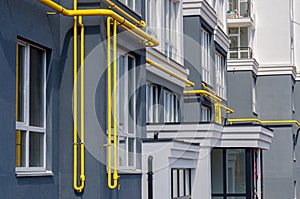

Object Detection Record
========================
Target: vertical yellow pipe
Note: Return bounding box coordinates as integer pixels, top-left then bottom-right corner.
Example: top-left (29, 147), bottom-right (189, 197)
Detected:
top-left (79, 15), bottom-right (86, 190)
top-left (73, 12), bottom-right (79, 192)
top-left (107, 16), bottom-right (113, 189)
top-left (73, 0), bottom-right (85, 192)
top-left (15, 44), bottom-right (21, 167)
top-left (107, 17), bottom-right (119, 190)
top-left (113, 19), bottom-right (119, 186)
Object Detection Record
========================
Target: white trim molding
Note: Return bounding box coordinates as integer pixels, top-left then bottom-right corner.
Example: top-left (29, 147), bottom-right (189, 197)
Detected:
top-left (227, 17), bottom-right (255, 30)
top-left (214, 26), bottom-right (230, 52)
top-left (258, 63), bottom-right (297, 79)
top-left (183, 0), bottom-right (217, 29)
top-left (227, 58), bottom-right (259, 74)
top-left (146, 123), bottom-right (273, 149)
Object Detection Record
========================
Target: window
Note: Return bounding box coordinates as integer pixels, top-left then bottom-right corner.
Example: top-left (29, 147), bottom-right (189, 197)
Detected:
top-left (109, 50), bottom-right (137, 168)
top-left (119, 0), bottom-right (141, 14)
top-left (201, 29), bottom-right (211, 84)
top-left (292, 85), bottom-right (295, 112)
top-left (164, 0), bottom-right (179, 59)
top-left (216, 52), bottom-right (226, 99)
top-left (146, 0), bottom-right (157, 37)
top-left (16, 40), bottom-right (46, 172)
top-left (171, 168), bottom-right (192, 199)
top-left (164, 90), bottom-right (179, 123)
top-left (229, 27), bottom-right (251, 59)
top-left (252, 77), bottom-right (257, 113)
top-left (201, 105), bottom-right (211, 122)
top-left (229, 0), bottom-right (250, 18)
top-left (211, 149), bottom-right (255, 198)
top-left (216, 0), bottom-right (225, 28)
top-left (146, 83), bottom-right (159, 123)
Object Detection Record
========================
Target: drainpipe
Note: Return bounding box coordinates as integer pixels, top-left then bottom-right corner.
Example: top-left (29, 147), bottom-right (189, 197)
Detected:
top-left (147, 156), bottom-right (153, 199)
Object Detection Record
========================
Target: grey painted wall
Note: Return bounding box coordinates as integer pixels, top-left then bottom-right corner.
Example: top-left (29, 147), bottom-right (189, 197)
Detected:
top-left (228, 73), bottom-right (297, 198)
top-left (257, 75), bottom-right (295, 199)
top-left (227, 71), bottom-right (255, 118)
top-left (183, 16), bottom-right (227, 123)
top-left (0, 0), bottom-right (146, 198)
top-left (0, 1), bottom-right (60, 198)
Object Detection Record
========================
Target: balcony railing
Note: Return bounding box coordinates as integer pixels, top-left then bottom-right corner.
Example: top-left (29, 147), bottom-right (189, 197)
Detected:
top-left (229, 47), bottom-right (253, 59)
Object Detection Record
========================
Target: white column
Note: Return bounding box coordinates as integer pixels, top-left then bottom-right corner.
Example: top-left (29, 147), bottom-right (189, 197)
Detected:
top-left (192, 147), bottom-right (212, 199)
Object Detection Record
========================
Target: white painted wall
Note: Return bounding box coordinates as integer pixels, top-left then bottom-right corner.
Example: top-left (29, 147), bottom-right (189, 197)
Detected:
top-left (192, 147), bottom-right (212, 199)
top-left (255, 0), bottom-right (291, 64)
top-left (293, 0), bottom-right (300, 73)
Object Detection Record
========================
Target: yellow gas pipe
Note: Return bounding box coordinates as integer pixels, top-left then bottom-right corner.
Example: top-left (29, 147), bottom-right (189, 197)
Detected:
top-left (146, 58), bottom-right (195, 87)
top-left (38, 0), bottom-right (159, 47)
top-left (183, 90), bottom-right (234, 124)
top-left (105, 0), bottom-right (146, 28)
top-left (39, 0), bottom-right (159, 190)
top-left (228, 118), bottom-right (300, 126)
top-left (73, 0), bottom-right (85, 191)
top-left (107, 17), bottom-right (119, 189)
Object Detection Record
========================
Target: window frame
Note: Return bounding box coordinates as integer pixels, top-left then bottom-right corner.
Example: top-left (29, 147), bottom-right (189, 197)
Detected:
top-left (215, 52), bottom-right (226, 99)
top-left (252, 76), bottom-right (257, 113)
top-left (171, 168), bottom-right (192, 199)
top-left (229, 27), bottom-right (250, 59)
top-left (164, 0), bottom-right (179, 60)
top-left (201, 28), bottom-right (211, 84)
top-left (118, 0), bottom-right (141, 14)
top-left (110, 49), bottom-right (137, 170)
top-left (146, 83), bottom-right (159, 123)
top-left (163, 89), bottom-right (179, 123)
top-left (201, 105), bottom-right (211, 122)
top-left (146, 0), bottom-right (158, 38)
top-left (211, 148), bottom-right (255, 199)
top-left (15, 40), bottom-right (47, 172)
top-left (229, 0), bottom-right (250, 18)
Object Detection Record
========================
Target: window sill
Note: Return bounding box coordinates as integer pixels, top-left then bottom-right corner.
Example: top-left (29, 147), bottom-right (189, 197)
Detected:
top-left (118, 169), bottom-right (142, 174)
top-left (16, 170), bottom-right (53, 177)
top-left (106, 169), bottom-right (142, 175)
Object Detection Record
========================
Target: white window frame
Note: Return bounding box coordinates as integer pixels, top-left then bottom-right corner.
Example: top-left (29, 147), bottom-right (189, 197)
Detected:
top-left (164, 0), bottom-right (179, 60)
top-left (171, 168), bottom-right (192, 198)
top-left (229, 0), bottom-right (250, 18)
top-left (216, 52), bottom-right (226, 99)
top-left (118, 0), bottom-right (141, 14)
top-left (229, 27), bottom-right (250, 59)
top-left (201, 28), bottom-right (211, 84)
top-left (201, 105), bottom-right (211, 122)
top-left (146, 83), bottom-right (159, 123)
top-left (111, 49), bottom-right (137, 169)
top-left (146, 0), bottom-right (158, 38)
top-left (164, 90), bottom-right (179, 123)
top-left (252, 77), bottom-right (257, 113)
top-left (15, 40), bottom-right (47, 172)
top-left (292, 85), bottom-right (295, 112)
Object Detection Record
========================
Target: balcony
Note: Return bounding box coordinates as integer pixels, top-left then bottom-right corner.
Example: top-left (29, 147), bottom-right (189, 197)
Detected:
top-left (228, 47), bottom-right (253, 59)
top-left (146, 122), bottom-right (273, 149)
top-left (227, 0), bottom-right (255, 29)
top-left (227, 47), bottom-right (259, 73)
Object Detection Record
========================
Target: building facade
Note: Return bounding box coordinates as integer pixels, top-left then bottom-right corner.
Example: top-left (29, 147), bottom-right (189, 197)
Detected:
top-left (1, 0), bottom-right (298, 199)
top-left (227, 0), bottom-right (300, 198)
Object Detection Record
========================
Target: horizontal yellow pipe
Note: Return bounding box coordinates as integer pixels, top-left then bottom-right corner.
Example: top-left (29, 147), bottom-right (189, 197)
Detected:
top-left (201, 83), bottom-right (217, 95)
top-left (38, 0), bottom-right (159, 47)
top-left (105, 0), bottom-right (146, 28)
top-left (146, 58), bottom-right (195, 87)
top-left (219, 104), bottom-right (234, 114)
top-left (183, 90), bottom-right (221, 102)
top-left (228, 118), bottom-right (300, 126)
